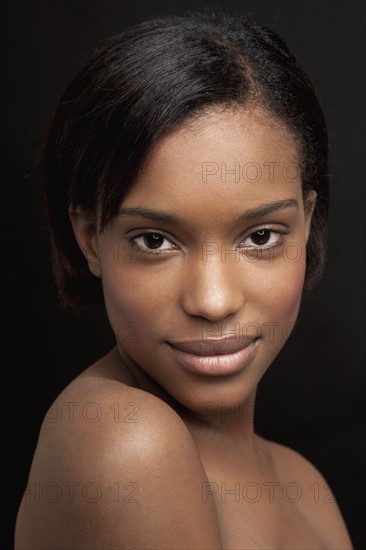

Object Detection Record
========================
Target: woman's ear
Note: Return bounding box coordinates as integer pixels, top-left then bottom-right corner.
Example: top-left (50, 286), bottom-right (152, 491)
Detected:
top-left (68, 206), bottom-right (102, 278)
top-left (304, 190), bottom-right (317, 244)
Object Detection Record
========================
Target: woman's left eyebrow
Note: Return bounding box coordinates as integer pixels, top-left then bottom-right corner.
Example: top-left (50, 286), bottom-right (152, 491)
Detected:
top-left (117, 198), bottom-right (298, 225)
top-left (237, 198), bottom-right (298, 221)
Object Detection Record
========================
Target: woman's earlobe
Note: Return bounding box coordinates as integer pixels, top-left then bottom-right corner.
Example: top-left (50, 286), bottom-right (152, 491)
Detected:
top-left (68, 206), bottom-right (102, 278)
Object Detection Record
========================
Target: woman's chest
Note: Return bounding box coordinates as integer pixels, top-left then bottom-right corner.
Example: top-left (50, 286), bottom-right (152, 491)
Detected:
top-left (209, 483), bottom-right (328, 549)
top-left (200, 456), bottom-right (329, 549)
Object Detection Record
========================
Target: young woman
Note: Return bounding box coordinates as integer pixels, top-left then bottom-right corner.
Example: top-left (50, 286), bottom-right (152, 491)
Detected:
top-left (15, 9), bottom-right (353, 549)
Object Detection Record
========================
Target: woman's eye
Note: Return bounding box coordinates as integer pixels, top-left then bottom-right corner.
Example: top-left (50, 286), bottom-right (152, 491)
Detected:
top-left (128, 232), bottom-right (176, 254)
top-left (241, 229), bottom-right (284, 249)
top-left (127, 228), bottom-right (286, 258)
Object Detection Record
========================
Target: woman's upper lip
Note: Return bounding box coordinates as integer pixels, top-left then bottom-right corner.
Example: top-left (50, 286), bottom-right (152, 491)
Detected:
top-left (168, 336), bottom-right (258, 356)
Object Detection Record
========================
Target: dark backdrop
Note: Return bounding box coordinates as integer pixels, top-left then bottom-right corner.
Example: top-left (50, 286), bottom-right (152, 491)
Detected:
top-left (2, 1), bottom-right (365, 548)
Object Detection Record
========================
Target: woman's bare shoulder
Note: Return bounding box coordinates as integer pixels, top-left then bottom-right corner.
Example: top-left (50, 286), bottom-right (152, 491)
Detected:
top-left (36, 354), bottom-right (196, 475)
top-left (258, 435), bottom-right (339, 491)
top-left (39, 348), bottom-right (180, 428)
top-left (17, 355), bottom-right (223, 549)
top-left (257, 435), bottom-right (353, 549)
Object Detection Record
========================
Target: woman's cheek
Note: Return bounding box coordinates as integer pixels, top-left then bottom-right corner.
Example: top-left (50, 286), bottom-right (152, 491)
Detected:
top-left (101, 264), bottom-right (148, 341)
top-left (101, 258), bottom-right (171, 352)
top-left (249, 251), bottom-right (306, 344)
top-left (271, 255), bottom-right (306, 338)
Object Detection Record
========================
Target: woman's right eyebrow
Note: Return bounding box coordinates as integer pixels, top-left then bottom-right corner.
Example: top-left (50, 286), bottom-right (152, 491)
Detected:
top-left (117, 207), bottom-right (180, 224)
top-left (117, 198), bottom-right (298, 225)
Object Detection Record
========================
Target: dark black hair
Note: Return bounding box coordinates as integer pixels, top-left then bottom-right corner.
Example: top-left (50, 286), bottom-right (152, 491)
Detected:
top-left (38, 7), bottom-right (329, 310)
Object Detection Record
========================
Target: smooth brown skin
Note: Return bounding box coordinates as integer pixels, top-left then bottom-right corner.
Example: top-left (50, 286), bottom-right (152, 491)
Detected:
top-left (15, 106), bottom-right (353, 549)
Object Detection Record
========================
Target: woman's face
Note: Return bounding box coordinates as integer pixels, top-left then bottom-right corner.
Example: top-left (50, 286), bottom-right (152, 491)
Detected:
top-left (83, 106), bottom-right (316, 415)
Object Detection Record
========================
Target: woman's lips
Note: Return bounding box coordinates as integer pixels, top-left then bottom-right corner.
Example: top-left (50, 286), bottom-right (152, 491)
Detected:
top-left (167, 338), bottom-right (259, 376)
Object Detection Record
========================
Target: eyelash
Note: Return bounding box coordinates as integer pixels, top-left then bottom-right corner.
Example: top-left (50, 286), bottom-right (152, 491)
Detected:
top-left (125, 228), bottom-right (288, 257)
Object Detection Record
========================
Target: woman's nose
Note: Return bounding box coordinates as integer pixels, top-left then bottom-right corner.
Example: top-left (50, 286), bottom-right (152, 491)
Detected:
top-left (180, 248), bottom-right (245, 322)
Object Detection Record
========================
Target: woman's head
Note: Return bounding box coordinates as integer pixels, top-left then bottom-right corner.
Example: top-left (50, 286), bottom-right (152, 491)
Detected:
top-left (39, 8), bottom-right (328, 310)
top-left (67, 103), bottom-right (317, 412)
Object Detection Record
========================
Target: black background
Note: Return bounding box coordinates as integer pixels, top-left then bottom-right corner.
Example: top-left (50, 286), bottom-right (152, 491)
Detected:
top-left (2, 1), bottom-right (365, 548)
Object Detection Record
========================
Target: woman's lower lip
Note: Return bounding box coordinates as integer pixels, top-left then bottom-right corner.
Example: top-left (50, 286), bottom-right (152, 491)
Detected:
top-left (168, 340), bottom-right (258, 376)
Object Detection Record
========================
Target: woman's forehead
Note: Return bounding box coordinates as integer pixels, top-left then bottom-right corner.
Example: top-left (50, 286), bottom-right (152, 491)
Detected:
top-left (124, 106), bottom-right (301, 203)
